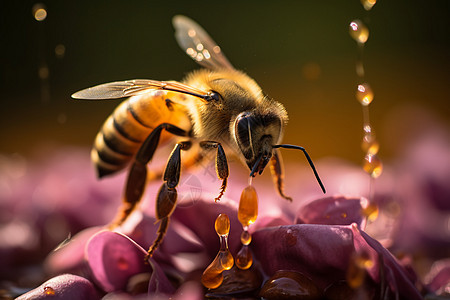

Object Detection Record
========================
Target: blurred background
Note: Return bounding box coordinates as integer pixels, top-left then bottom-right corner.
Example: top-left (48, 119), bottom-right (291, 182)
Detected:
top-left (1, 0), bottom-right (449, 163)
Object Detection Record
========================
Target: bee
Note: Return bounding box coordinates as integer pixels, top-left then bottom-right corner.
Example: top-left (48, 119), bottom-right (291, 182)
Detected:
top-left (72, 15), bottom-right (325, 257)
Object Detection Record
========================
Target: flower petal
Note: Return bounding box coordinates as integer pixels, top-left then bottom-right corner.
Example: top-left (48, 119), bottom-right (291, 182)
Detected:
top-left (296, 196), bottom-right (366, 227)
top-left (15, 274), bottom-right (101, 300)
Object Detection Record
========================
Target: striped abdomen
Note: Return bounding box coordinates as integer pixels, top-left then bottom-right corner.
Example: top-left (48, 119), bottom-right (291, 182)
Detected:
top-left (91, 90), bottom-right (191, 178)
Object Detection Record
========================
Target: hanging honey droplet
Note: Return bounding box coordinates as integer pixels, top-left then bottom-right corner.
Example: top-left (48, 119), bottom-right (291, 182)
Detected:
top-left (361, 133), bottom-right (379, 155)
top-left (215, 213), bottom-right (230, 236)
top-left (43, 286), bottom-right (55, 295)
top-left (349, 20), bottom-right (369, 44)
top-left (201, 265), bottom-right (224, 289)
top-left (240, 229), bottom-right (252, 245)
top-left (363, 153), bottom-right (383, 178)
top-left (361, 198), bottom-right (379, 222)
top-left (360, 0), bottom-right (377, 11)
top-left (236, 245), bottom-right (253, 270)
top-left (202, 213), bottom-right (234, 289)
top-left (356, 83), bottom-right (374, 106)
top-left (238, 186), bottom-right (258, 227)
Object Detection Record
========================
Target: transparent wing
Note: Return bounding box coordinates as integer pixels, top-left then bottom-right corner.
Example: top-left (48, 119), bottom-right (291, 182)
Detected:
top-left (173, 15), bottom-right (234, 71)
top-left (71, 79), bottom-right (214, 101)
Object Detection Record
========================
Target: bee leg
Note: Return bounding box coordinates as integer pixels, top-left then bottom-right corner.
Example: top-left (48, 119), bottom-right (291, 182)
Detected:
top-left (270, 148), bottom-right (292, 201)
top-left (109, 123), bottom-right (188, 229)
top-left (146, 141), bottom-right (191, 258)
top-left (200, 141), bottom-right (229, 202)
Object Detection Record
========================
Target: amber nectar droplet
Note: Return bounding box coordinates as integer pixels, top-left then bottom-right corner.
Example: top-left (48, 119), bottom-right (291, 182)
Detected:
top-left (236, 245), bottom-right (253, 270)
top-left (363, 154), bottom-right (383, 178)
top-left (44, 286), bottom-right (55, 295)
top-left (361, 0), bottom-right (377, 11)
top-left (238, 186), bottom-right (258, 227)
top-left (361, 133), bottom-right (379, 155)
top-left (349, 20), bottom-right (369, 44)
top-left (201, 214), bottom-right (234, 289)
top-left (215, 214), bottom-right (230, 236)
top-left (356, 83), bottom-right (374, 106)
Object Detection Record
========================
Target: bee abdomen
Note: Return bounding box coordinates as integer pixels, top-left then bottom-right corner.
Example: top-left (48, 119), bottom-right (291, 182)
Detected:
top-left (92, 91), bottom-right (176, 178)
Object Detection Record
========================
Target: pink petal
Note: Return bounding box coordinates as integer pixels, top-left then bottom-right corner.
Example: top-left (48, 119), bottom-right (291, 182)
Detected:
top-left (15, 274), bottom-right (101, 300)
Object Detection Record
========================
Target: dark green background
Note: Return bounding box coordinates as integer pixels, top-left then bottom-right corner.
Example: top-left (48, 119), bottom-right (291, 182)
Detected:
top-left (2, 1), bottom-right (449, 164)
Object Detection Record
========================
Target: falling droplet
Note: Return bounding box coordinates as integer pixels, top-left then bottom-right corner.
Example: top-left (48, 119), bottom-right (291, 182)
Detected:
top-left (238, 186), bottom-right (258, 227)
top-left (363, 153), bottom-right (383, 178)
top-left (43, 286), bottom-right (55, 295)
top-left (236, 245), bottom-right (253, 270)
top-left (356, 83), bottom-right (374, 106)
top-left (240, 229), bottom-right (252, 245)
top-left (32, 3), bottom-right (47, 21)
top-left (361, 0), bottom-right (377, 11)
top-left (349, 20), bottom-right (369, 44)
top-left (361, 198), bottom-right (379, 222)
top-left (361, 133), bottom-right (379, 155)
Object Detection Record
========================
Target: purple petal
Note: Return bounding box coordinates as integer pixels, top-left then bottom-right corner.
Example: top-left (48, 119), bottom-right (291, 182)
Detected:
top-left (44, 226), bottom-right (103, 276)
top-left (425, 259), bottom-right (450, 295)
top-left (351, 225), bottom-right (423, 299)
top-left (251, 223), bottom-right (422, 299)
top-left (86, 230), bottom-right (175, 295)
top-left (86, 231), bottom-right (149, 292)
top-left (252, 224), bottom-right (354, 289)
top-left (15, 274), bottom-right (101, 300)
top-left (296, 196), bottom-right (366, 227)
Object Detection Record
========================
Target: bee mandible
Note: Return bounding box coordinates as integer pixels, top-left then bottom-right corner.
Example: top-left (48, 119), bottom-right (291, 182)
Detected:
top-left (72, 15), bottom-right (326, 257)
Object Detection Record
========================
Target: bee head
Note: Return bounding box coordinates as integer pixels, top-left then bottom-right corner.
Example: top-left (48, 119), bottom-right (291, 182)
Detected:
top-left (233, 111), bottom-right (283, 176)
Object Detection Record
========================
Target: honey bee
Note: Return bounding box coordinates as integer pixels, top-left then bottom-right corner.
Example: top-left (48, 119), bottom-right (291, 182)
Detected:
top-left (72, 15), bottom-right (325, 257)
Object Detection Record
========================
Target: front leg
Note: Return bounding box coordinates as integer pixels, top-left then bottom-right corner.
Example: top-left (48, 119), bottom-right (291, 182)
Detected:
top-left (270, 148), bottom-right (292, 201)
top-left (147, 141), bottom-right (191, 257)
top-left (108, 123), bottom-right (188, 229)
top-left (199, 141), bottom-right (229, 202)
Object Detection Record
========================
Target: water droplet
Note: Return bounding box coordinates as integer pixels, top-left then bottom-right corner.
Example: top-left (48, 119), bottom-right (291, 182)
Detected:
top-left (349, 20), bottom-right (369, 44)
top-left (32, 3), bottom-right (47, 21)
top-left (186, 47), bottom-right (196, 57)
top-left (356, 83), bottom-right (374, 106)
top-left (43, 286), bottom-right (55, 295)
top-left (202, 49), bottom-right (211, 59)
top-left (238, 186), bottom-right (258, 227)
top-left (363, 153), bottom-right (383, 178)
top-left (187, 29), bottom-right (196, 37)
top-left (196, 43), bottom-right (204, 51)
top-left (361, 0), bottom-right (377, 11)
top-left (236, 245), bottom-right (253, 270)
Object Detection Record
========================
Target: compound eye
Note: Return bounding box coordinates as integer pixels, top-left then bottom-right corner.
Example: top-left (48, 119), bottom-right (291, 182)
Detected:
top-left (235, 112), bottom-right (252, 150)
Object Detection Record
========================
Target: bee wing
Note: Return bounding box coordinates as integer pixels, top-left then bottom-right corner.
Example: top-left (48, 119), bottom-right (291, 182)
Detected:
top-left (173, 15), bottom-right (235, 71)
top-left (71, 79), bottom-right (212, 100)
